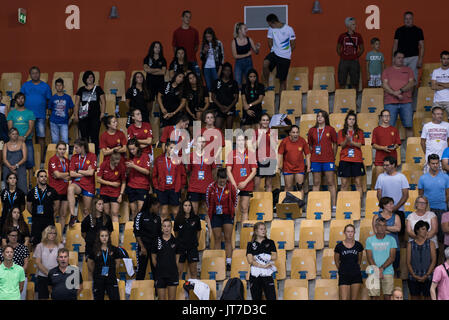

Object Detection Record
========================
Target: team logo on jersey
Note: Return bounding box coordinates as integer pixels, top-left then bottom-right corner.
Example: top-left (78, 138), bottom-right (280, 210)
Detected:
top-left (86, 160), bottom-right (90, 165)
top-left (171, 244), bottom-right (176, 248)
top-left (298, 147), bottom-right (302, 151)
top-left (117, 139), bottom-right (120, 143)
top-left (225, 190), bottom-right (229, 194)
top-left (191, 221), bottom-right (196, 227)
top-left (326, 133), bottom-right (330, 137)
top-left (391, 132), bottom-right (395, 135)
top-left (137, 160), bottom-right (140, 164)
top-left (17, 117), bottom-right (23, 121)
top-left (144, 129), bottom-right (148, 133)
top-left (114, 171), bottom-right (118, 176)
top-left (51, 163), bottom-right (56, 169)
top-left (252, 242), bottom-right (257, 250)
top-left (179, 225), bottom-right (183, 229)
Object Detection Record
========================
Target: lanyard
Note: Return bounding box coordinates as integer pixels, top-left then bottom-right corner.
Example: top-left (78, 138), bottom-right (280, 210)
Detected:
top-left (199, 155), bottom-right (204, 170)
top-left (165, 156), bottom-right (172, 174)
top-left (237, 152), bottom-right (246, 165)
top-left (317, 127), bottom-right (325, 145)
top-left (7, 191), bottom-right (16, 207)
top-left (216, 186), bottom-right (225, 204)
top-left (102, 249), bottom-right (109, 266)
top-left (59, 158), bottom-right (66, 172)
top-left (78, 154), bottom-right (87, 171)
top-left (36, 187), bottom-right (47, 205)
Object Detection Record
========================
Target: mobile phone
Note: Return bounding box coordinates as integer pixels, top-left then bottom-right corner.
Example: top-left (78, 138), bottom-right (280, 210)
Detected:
top-left (388, 145), bottom-right (395, 149)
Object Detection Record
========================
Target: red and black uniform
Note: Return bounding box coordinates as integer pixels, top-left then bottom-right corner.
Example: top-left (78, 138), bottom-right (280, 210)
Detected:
top-left (187, 152), bottom-right (216, 202)
top-left (69, 152), bottom-right (97, 195)
top-left (97, 159), bottom-right (126, 202)
top-left (48, 155), bottom-right (69, 200)
top-left (161, 125), bottom-right (187, 156)
top-left (99, 130), bottom-right (127, 162)
top-left (152, 154), bottom-right (186, 206)
top-left (337, 128), bottom-right (366, 178)
top-left (206, 181), bottom-right (238, 228)
top-left (278, 136), bottom-right (310, 173)
top-left (127, 122), bottom-right (153, 155)
top-left (125, 153), bottom-right (151, 203)
top-left (372, 125), bottom-right (401, 166)
top-left (226, 149), bottom-right (257, 195)
top-left (200, 126), bottom-right (225, 159)
top-left (307, 126), bottom-right (338, 163)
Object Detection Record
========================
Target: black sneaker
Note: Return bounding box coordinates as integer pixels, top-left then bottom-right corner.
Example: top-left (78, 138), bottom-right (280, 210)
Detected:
top-left (69, 215), bottom-right (78, 227)
top-left (226, 263), bottom-right (231, 272)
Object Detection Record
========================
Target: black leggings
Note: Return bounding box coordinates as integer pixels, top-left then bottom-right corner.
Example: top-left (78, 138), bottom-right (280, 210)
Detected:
top-left (93, 277), bottom-right (120, 300)
top-left (136, 242), bottom-right (157, 281)
top-left (249, 275), bottom-right (276, 300)
top-left (79, 116), bottom-right (100, 154)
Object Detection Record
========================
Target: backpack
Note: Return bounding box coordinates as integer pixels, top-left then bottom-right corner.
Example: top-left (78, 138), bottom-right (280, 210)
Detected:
top-left (220, 277), bottom-right (244, 300)
top-left (117, 246), bottom-right (129, 259)
top-left (282, 191), bottom-right (306, 208)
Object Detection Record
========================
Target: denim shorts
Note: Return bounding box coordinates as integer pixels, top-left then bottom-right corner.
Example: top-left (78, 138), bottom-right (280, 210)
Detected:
top-left (35, 118), bottom-right (46, 138)
top-left (384, 103), bottom-right (413, 128)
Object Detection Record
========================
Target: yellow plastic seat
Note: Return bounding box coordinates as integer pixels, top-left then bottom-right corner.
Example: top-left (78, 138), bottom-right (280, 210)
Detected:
top-left (26, 281), bottom-right (35, 300)
top-left (334, 89), bottom-right (356, 113)
top-left (277, 191), bottom-right (303, 220)
top-left (361, 88), bottom-right (384, 114)
top-left (306, 90), bottom-right (329, 114)
top-left (420, 62), bottom-right (440, 87)
top-left (314, 279), bottom-right (339, 300)
top-left (329, 112), bottom-right (347, 133)
top-left (104, 71), bottom-right (126, 98)
top-left (105, 93), bottom-right (117, 116)
top-left (359, 218), bottom-right (374, 247)
top-left (78, 281), bottom-right (93, 300)
top-left (1, 78), bottom-right (21, 99)
top-left (365, 190), bottom-right (380, 219)
top-left (299, 114), bottom-right (317, 138)
top-left (291, 249), bottom-right (316, 280)
top-left (26, 256), bottom-right (38, 281)
top-left (239, 220), bottom-right (258, 249)
top-left (200, 250), bottom-right (226, 280)
top-left (117, 250), bottom-right (137, 280)
top-left (284, 286), bottom-right (308, 300)
top-left (261, 91), bottom-right (275, 116)
top-left (336, 191), bottom-right (361, 220)
top-left (130, 280), bottom-right (155, 300)
top-left (361, 143), bottom-right (373, 167)
top-left (66, 223), bottom-right (86, 253)
top-left (230, 249), bottom-right (250, 280)
top-left (123, 221), bottom-right (137, 253)
top-left (69, 251), bottom-right (79, 266)
top-left (321, 248), bottom-right (338, 280)
top-left (416, 86), bottom-right (434, 116)
top-left (248, 198), bottom-right (273, 221)
top-left (252, 192), bottom-right (273, 202)
top-left (111, 222), bottom-right (119, 247)
top-left (299, 220), bottom-right (324, 250)
top-left (405, 140), bottom-right (425, 166)
top-left (401, 163), bottom-right (423, 190)
top-left (1, 72), bottom-right (22, 81)
top-left (273, 249), bottom-right (286, 280)
top-left (53, 72), bottom-right (74, 80)
top-left (357, 112), bottom-right (378, 139)
top-left (312, 66), bottom-right (335, 92)
top-left (189, 280), bottom-right (216, 300)
top-left (329, 219), bottom-right (353, 248)
top-left (287, 67), bottom-right (309, 92)
top-left (279, 90), bottom-right (302, 117)
top-left (78, 71), bottom-right (100, 88)
top-left (270, 219), bottom-right (295, 250)
top-left (403, 189), bottom-right (419, 218)
top-left (306, 191), bottom-right (331, 220)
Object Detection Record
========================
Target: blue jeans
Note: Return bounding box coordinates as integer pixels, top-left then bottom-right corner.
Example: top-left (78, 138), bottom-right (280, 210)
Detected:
top-left (50, 122), bottom-right (69, 144)
top-left (203, 68), bottom-right (218, 91)
top-left (35, 118), bottom-right (46, 138)
top-left (25, 139), bottom-right (34, 169)
top-left (234, 56), bottom-right (253, 87)
top-left (384, 103), bottom-right (413, 128)
top-left (190, 62), bottom-right (201, 78)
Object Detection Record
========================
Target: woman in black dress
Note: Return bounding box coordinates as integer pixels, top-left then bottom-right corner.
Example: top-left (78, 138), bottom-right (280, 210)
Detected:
top-left (143, 41), bottom-right (167, 107)
top-left (157, 72), bottom-right (186, 128)
top-left (241, 69), bottom-right (265, 130)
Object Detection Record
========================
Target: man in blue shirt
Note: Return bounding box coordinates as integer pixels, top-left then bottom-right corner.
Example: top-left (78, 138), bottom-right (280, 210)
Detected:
top-left (418, 153), bottom-right (449, 244)
top-left (20, 66), bottom-right (51, 165)
top-left (48, 78), bottom-right (73, 144)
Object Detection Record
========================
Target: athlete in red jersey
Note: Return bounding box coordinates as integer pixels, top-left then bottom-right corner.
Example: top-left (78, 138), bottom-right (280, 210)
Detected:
top-left (200, 110), bottom-right (225, 163)
top-left (99, 115), bottom-right (127, 162)
top-left (160, 115), bottom-right (190, 157)
top-left (127, 108), bottom-right (153, 156)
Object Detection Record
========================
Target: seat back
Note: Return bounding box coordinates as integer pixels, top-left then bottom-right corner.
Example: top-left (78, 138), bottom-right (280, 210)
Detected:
top-left (277, 191), bottom-right (303, 220)
top-left (200, 250), bottom-right (226, 280)
top-left (270, 219), bottom-right (295, 250)
top-left (359, 218), bottom-right (374, 247)
top-left (230, 249), bottom-right (250, 280)
top-left (299, 219), bottom-right (324, 249)
top-left (321, 248), bottom-right (338, 280)
top-left (336, 191), bottom-right (361, 220)
top-left (283, 286), bottom-right (308, 300)
top-left (299, 114), bottom-right (317, 138)
top-left (314, 279), bottom-right (339, 300)
top-left (66, 223), bottom-right (86, 253)
top-left (261, 91), bottom-right (275, 116)
top-left (329, 113), bottom-right (346, 132)
top-left (249, 198), bottom-right (273, 221)
top-left (365, 190), bottom-right (380, 219)
top-left (130, 280), bottom-right (155, 300)
top-left (312, 66), bottom-right (335, 92)
top-left (287, 67), bottom-right (309, 92)
top-left (334, 89), bottom-right (356, 113)
top-left (273, 249), bottom-right (286, 280)
top-left (361, 88), bottom-right (384, 114)
top-left (306, 90), bottom-right (329, 114)
top-left (291, 249), bottom-right (316, 280)
top-left (306, 191), bottom-right (331, 220)
top-left (357, 112), bottom-right (378, 139)
top-left (279, 90), bottom-right (302, 117)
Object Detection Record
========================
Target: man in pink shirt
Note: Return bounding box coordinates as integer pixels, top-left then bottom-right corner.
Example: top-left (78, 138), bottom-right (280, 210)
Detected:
top-left (382, 51), bottom-right (415, 138)
top-left (172, 10), bottom-right (200, 77)
top-left (430, 247), bottom-right (449, 300)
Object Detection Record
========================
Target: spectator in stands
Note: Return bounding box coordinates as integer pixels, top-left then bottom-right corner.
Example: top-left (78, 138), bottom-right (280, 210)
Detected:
top-left (81, 198), bottom-right (113, 278)
top-left (97, 152), bottom-right (126, 222)
top-left (74, 71), bottom-right (106, 154)
top-left (127, 108), bottom-right (153, 158)
top-left (430, 247), bottom-right (449, 300)
top-left (241, 69), bottom-right (265, 130)
top-left (421, 106), bottom-right (449, 170)
top-left (334, 224), bottom-right (364, 300)
top-left (227, 134), bottom-right (257, 222)
top-left (210, 62), bottom-right (239, 130)
top-left (126, 138), bottom-right (151, 220)
top-left (169, 47), bottom-right (193, 80)
top-left (47, 142), bottom-right (69, 233)
top-left (392, 287), bottom-right (403, 300)
top-left (200, 110), bottom-right (225, 162)
top-left (174, 200), bottom-right (201, 279)
top-left (375, 156), bottom-right (409, 237)
top-left (337, 110), bottom-right (365, 197)
top-left (392, 11), bottom-right (424, 84)
top-left (246, 222), bottom-right (277, 300)
top-left (206, 168), bottom-right (238, 270)
top-left (263, 13), bottom-right (296, 98)
top-left (366, 38), bottom-right (384, 88)
top-left (1, 206), bottom-right (30, 248)
top-left (232, 22), bottom-right (260, 88)
top-left (407, 220), bottom-right (436, 300)
top-left (68, 138), bottom-right (97, 226)
top-left (126, 71), bottom-right (152, 123)
top-left (143, 42), bottom-right (167, 117)
top-left (152, 219), bottom-right (179, 300)
top-left (0, 173), bottom-right (26, 233)
top-left (336, 17), bottom-right (364, 90)
top-left (0, 228), bottom-right (29, 300)
top-left (0, 100), bottom-right (9, 180)
top-left (382, 51), bottom-right (415, 139)
top-left (0, 90), bottom-right (9, 115)
top-left (254, 114), bottom-right (277, 192)
top-left (200, 27), bottom-right (225, 91)
top-left (161, 114), bottom-right (190, 158)
top-left (188, 136), bottom-right (216, 215)
top-left (48, 248), bottom-right (83, 300)
top-left (153, 140), bottom-right (186, 221)
top-left (431, 51), bottom-right (449, 118)
top-left (372, 110), bottom-right (401, 187)
top-left (134, 195), bottom-right (161, 280)
top-left (184, 71), bottom-right (209, 125)
top-left (87, 228), bottom-right (121, 300)
top-left (0, 245), bottom-right (26, 300)
top-left (27, 170), bottom-right (57, 246)
top-left (366, 217), bottom-right (397, 300)
top-left (100, 115), bottom-right (127, 163)
top-left (172, 10), bottom-right (200, 77)
top-left (308, 110), bottom-right (338, 209)
top-left (443, 211), bottom-right (449, 249)
top-left (158, 71), bottom-right (187, 128)
top-left (406, 196), bottom-right (439, 253)
top-left (48, 78), bottom-right (73, 144)
top-left (7, 92), bottom-right (35, 189)
top-left (3, 128), bottom-right (27, 193)
top-left (20, 66), bottom-right (51, 164)
top-left (373, 197), bottom-right (401, 271)
top-left (278, 125), bottom-right (311, 192)
top-left (33, 225), bottom-right (64, 300)
top-left (418, 154), bottom-right (449, 245)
